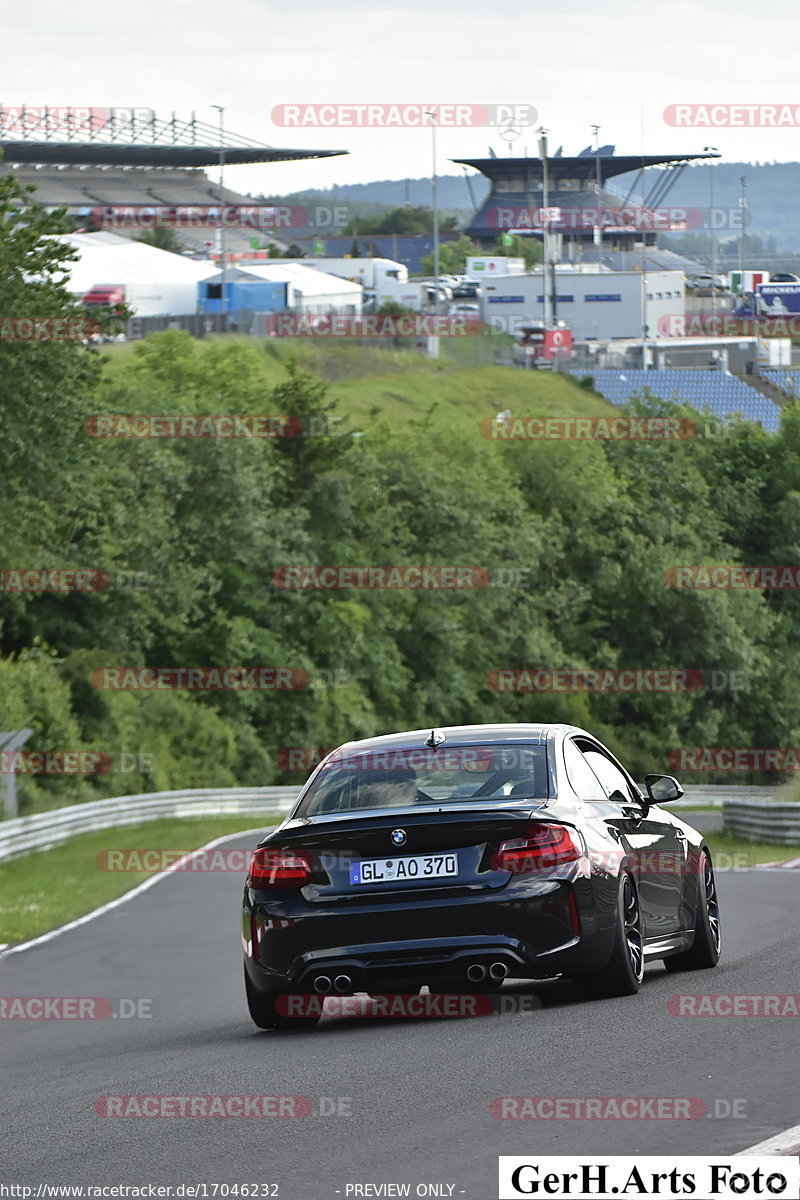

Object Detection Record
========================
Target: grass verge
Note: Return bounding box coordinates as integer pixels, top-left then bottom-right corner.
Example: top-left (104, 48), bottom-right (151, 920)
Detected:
top-left (0, 815), bottom-right (280, 946)
top-left (702, 830), bottom-right (800, 869)
top-left (99, 334), bottom-right (617, 439)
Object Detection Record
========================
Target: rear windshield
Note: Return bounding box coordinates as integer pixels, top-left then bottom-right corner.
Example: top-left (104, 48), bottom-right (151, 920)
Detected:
top-left (296, 744), bottom-right (548, 817)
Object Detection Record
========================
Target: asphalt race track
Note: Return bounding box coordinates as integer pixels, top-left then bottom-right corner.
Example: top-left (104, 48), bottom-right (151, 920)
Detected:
top-left (1, 833), bottom-right (798, 1198)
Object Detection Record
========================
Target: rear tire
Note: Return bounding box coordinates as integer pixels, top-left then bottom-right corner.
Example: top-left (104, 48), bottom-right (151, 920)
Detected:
top-left (244, 966), bottom-right (321, 1030)
top-left (582, 873), bottom-right (645, 997)
top-left (663, 851), bottom-right (721, 972)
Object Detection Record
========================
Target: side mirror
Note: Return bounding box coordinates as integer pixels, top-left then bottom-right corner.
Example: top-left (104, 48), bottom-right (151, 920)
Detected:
top-left (644, 774), bottom-right (684, 804)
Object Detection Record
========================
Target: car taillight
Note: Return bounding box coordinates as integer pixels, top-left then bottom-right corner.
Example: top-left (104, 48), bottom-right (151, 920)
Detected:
top-left (248, 847), bottom-right (313, 888)
top-left (490, 823), bottom-right (584, 874)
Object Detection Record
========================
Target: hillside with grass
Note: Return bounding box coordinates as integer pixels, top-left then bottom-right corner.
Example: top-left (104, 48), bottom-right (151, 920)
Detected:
top-left (3, 166), bottom-right (800, 816)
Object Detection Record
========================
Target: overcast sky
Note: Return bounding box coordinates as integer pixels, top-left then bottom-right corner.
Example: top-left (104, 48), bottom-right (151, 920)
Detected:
top-left (4, 0), bottom-right (799, 197)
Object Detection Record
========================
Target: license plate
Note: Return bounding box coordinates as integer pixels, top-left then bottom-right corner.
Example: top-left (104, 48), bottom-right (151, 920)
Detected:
top-left (350, 853), bottom-right (458, 886)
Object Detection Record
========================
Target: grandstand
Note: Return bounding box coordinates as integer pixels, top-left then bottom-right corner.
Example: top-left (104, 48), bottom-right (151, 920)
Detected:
top-left (12, 166), bottom-right (273, 253)
top-left (571, 369), bottom-right (783, 432)
top-left (762, 370), bottom-right (800, 400)
top-left (454, 146), bottom-right (719, 253)
top-left (20, 165), bottom-right (246, 208)
top-left (1, 112), bottom-right (346, 257)
top-left (571, 246), bottom-right (706, 275)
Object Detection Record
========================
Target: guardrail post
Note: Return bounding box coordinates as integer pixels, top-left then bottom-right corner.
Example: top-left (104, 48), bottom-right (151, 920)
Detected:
top-left (0, 730), bottom-right (33, 819)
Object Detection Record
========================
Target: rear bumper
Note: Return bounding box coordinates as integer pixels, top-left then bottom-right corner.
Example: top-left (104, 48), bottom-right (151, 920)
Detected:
top-left (243, 874), bottom-right (617, 994)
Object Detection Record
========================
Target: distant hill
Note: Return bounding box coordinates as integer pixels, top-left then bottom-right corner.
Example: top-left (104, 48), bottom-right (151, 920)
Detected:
top-left (625, 162), bottom-right (800, 254)
top-left (258, 161), bottom-right (800, 253)
top-left (257, 174), bottom-right (489, 215)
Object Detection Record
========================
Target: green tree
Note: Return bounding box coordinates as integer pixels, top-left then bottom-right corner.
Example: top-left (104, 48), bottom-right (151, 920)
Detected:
top-left (420, 235), bottom-right (480, 276)
top-left (342, 206), bottom-right (459, 237)
top-left (134, 226), bottom-right (186, 254)
top-left (0, 165), bottom-right (104, 566)
top-left (494, 235), bottom-right (543, 269)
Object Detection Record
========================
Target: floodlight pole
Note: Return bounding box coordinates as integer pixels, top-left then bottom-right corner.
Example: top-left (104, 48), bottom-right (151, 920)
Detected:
top-left (591, 124), bottom-right (602, 268)
top-left (425, 109), bottom-right (440, 359)
top-left (704, 147), bottom-right (719, 324)
top-left (640, 106), bottom-right (648, 367)
top-left (739, 175), bottom-right (747, 284)
top-left (212, 105), bottom-right (226, 327)
top-left (538, 129), bottom-right (551, 330)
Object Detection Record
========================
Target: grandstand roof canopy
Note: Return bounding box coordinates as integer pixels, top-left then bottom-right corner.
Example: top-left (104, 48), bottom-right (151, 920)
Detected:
top-left (0, 142), bottom-right (345, 168)
top-left (456, 147), bottom-right (721, 246)
top-left (453, 152), bottom-right (719, 184)
top-left (0, 112), bottom-right (346, 168)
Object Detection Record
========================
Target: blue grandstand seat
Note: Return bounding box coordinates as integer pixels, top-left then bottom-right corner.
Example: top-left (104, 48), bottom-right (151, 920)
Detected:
top-left (762, 370), bottom-right (800, 400)
top-left (570, 369), bottom-right (781, 433)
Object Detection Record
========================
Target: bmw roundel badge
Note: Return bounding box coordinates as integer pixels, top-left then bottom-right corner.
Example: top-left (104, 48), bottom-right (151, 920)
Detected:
top-left (390, 828), bottom-right (407, 846)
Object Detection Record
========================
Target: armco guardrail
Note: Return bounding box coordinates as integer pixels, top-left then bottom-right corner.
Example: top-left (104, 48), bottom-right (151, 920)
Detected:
top-left (0, 783), bottom-right (796, 864)
top-left (671, 784), bottom-right (800, 842)
top-left (653, 784), bottom-right (800, 843)
top-left (0, 787), bottom-right (300, 864)
top-left (722, 796), bottom-right (800, 843)
top-left (672, 785), bottom-right (778, 808)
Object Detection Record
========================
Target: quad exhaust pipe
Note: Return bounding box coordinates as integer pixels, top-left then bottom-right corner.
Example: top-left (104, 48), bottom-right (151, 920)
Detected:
top-left (313, 975), bottom-right (332, 994)
top-left (466, 963), bottom-right (487, 983)
top-left (333, 974), bottom-right (352, 993)
top-left (489, 961), bottom-right (508, 981)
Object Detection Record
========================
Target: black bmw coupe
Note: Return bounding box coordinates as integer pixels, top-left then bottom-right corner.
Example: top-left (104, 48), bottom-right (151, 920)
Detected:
top-left (242, 723), bottom-right (721, 1028)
